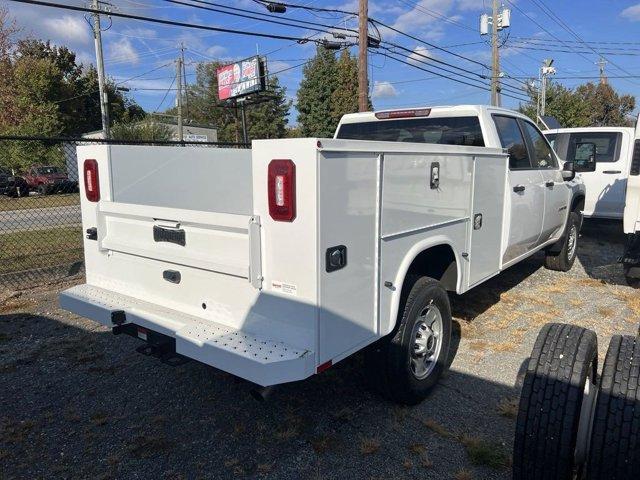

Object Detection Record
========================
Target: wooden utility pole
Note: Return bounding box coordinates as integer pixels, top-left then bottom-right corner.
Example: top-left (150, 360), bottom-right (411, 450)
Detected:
top-left (92, 0), bottom-right (110, 138)
top-left (176, 47), bottom-right (183, 141)
top-left (358, 0), bottom-right (368, 112)
top-left (490, 0), bottom-right (501, 107)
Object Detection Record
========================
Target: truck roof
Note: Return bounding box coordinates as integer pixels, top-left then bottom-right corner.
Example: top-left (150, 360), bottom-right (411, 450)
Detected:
top-left (541, 126), bottom-right (635, 135)
top-left (337, 104), bottom-right (524, 125)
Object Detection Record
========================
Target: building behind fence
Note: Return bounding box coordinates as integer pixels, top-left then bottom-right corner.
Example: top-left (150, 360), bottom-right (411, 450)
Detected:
top-left (0, 136), bottom-right (248, 289)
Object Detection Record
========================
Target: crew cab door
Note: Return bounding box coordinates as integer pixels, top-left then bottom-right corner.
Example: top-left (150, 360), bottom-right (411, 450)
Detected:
top-left (562, 131), bottom-right (627, 218)
top-left (520, 120), bottom-right (566, 242)
top-left (624, 116), bottom-right (640, 234)
top-left (493, 115), bottom-right (545, 264)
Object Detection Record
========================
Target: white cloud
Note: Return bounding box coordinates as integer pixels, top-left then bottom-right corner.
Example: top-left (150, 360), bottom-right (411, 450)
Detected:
top-left (372, 80), bottom-right (398, 99)
top-left (407, 45), bottom-right (434, 65)
top-left (108, 38), bottom-right (140, 65)
top-left (389, 0), bottom-right (454, 39)
top-left (621, 4), bottom-right (640, 21)
top-left (41, 15), bottom-right (91, 45)
top-left (205, 45), bottom-right (227, 58)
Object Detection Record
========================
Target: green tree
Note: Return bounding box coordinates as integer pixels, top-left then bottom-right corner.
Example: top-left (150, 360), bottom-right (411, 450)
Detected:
top-left (575, 82), bottom-right (635, 127)
top-left (331, 49), bottom-right (359, 126)
top-left (296, 46), bottom-right (338, 137)
top-left (520, 80), bottom-right (636, 128)
top-left (247, 76), bottom-right (291, 140)
top-left (111, 119), bottom-right (172, 141)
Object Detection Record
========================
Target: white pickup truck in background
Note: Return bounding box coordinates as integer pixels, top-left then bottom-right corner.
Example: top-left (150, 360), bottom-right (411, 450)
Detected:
top-left (543, 126), bottom-right (634, 219)
top-left (59, 105), bottom-right (588, 404)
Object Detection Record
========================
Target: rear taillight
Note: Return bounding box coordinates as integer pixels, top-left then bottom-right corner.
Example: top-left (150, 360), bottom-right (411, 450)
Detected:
top-left (268, 159), bottom-right (296, 222)
top-left (83, 159), bottom-right (100, 202)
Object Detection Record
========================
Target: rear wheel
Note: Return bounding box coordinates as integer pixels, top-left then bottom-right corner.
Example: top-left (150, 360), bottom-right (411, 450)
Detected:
top-left (367, 276), bottom-right (452, 405)
top-left (623, 266), bottom-right (640, 288)
top-left (513, 323), bottom-right (598, 480)
top-left (587, 335), bottom-right (640, 480)
top-left (545, 212), bottom-right (580, 272)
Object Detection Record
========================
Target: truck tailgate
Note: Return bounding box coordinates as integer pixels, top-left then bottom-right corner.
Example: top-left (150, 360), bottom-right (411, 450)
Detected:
top-left (96, 200), bottom-right (262, 286)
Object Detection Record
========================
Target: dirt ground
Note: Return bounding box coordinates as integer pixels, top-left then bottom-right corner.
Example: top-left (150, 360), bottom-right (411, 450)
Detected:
top-left (1, 219), bottom-right (638, 480)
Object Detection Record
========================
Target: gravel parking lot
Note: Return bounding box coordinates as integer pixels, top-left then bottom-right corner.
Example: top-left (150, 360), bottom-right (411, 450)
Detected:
top-left (1, 219), bottom-right (638, 480)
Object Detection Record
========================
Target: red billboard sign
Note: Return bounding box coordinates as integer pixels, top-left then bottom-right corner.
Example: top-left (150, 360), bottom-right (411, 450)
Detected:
top-left (217, 56), bottom-right (265, 101)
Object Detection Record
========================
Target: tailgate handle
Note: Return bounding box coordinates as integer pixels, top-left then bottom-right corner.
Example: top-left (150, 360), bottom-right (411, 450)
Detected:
top-left (153, 225), bottom-right (186, 246)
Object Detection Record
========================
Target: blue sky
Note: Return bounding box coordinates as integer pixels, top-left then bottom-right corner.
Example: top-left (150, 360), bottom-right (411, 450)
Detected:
top-left (4, 0), bottom-right (640, 125)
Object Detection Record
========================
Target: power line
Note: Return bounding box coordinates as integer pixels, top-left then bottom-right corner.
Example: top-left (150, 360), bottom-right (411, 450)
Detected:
top-left (6, 0), bottom-right (345, 45)
top-left (379, 49), bottom-right (529, 103)
top-left (372, 18), bottom-right (490, 69)
top-left (154, 74), bottom-right (177, 112)
top-left (506, 42), bottom-right (640, 57)
top-left (511, 36), bottom-right (640, 49)
top-left (162, 0), bottom-right (358, 36)
top-left (251, 0), bottom-right (355, 16)
top-left (395, 0), bottom-right (476, 32)
top-left (520, 0), bottom-right (640, 87)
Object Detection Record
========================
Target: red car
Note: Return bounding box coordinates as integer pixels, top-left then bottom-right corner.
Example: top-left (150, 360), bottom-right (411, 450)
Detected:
top-left (24, 165), bottom-right (78, 195)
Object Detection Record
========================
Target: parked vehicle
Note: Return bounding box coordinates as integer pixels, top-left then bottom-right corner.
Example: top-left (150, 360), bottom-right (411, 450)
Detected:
top-left (621, 119), bottom-right (640, 287)
top-left (59, 105), bottom-right (589, 404)
top-left (0, 167), bottom-right (29, 197)
top-left (24, 165), bottom-right (78, 195)
top-left (543, 126), bottom-right (634, 219)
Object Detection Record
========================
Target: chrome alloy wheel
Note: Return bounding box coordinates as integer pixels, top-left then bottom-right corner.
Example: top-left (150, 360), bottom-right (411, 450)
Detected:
top-left (410, 303), bottom-right (443, 380)
top-left (567, 224), bottom-right (578, 260)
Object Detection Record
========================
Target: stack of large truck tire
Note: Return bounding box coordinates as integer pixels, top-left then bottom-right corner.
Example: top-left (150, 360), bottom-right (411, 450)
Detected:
top-left (513, 323), bottom-right (640, 480)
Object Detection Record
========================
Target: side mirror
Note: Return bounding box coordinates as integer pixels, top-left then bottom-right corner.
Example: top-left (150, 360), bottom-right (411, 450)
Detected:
top-left (562, 161), bottom-right (575, 181)
top-left (573, 142), bottom-right (597, 172)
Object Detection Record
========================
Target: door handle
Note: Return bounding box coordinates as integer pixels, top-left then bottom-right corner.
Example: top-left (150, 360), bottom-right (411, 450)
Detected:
top-left (513, 185), bottom-right (526, 193)
top-left (603, 170), bottom-right (622, 174)
top-left (545, 181), bottom-right (555, 188)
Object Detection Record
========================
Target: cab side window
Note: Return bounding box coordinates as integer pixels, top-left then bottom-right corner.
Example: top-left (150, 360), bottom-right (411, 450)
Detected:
top-left (521, 121), bottom-right (558, 169)
top-left (493, 115), bottom-right (532, 170)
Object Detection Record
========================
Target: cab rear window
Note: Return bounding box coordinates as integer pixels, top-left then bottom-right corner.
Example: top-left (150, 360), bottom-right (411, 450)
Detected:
top-left (336, 116), bottom-right (484, 146)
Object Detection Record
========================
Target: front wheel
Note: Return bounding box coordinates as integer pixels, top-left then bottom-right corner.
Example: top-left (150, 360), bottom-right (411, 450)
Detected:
top-left (367, 276), bottom-right (452, 405)
top-left (545, 211), bottom-right (580, 272)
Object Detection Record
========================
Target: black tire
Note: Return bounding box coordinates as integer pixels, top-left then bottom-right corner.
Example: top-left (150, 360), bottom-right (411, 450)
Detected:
top-left (587, 335), bottom-right (640, 480)
top-left (367, 276), bottom-right (452, 405)
top-left (37, 184), bottom-right (47, 195)
top-left (623, 266), bottom-right (640, 288)
top-left (513, 323), bottom-right (598, 480)
top-left (545, 211), bottom-right (580, 272)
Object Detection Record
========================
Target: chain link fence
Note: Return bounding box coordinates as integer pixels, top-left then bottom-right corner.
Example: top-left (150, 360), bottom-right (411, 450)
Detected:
top-left (0, 136), bottom-right (248, 289)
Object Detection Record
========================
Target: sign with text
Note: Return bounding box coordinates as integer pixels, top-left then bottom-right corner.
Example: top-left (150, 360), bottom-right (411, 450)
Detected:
top-left (217, 56), bottom-right (265, 101)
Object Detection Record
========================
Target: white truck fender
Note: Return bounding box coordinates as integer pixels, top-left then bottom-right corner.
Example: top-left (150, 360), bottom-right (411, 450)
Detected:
top-left (384, 234), bottom-right (463, 337)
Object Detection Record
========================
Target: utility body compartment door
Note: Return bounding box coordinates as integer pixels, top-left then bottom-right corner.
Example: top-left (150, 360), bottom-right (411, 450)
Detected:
top-left (467, 155), bottom-right (508, 287)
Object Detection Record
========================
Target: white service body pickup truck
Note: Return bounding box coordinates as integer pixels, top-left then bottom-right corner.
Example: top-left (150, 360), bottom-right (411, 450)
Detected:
top-left (543, 126), bottom-right (634, 219)
top-left (621, 120), bottom-right (640, 286)
top-left (60, 105), bottom-right (587, 404)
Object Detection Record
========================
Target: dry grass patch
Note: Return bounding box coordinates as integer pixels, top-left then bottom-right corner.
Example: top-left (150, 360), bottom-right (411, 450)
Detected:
top-left (422, 418), bottom-right (455, 439)
top-left (497, 397), bottom-right (519, 419)
top-left (460, 434), bottom-right (510, 470)
top-left (597, 306), bottom-right (616, 318)
top-left (454, 469), bottom-right (474, 480)
top-left (90, 411), bottom-right (109, 426)
top-left (613, 289), bottom-right (640, 318)
top-left (360, 437), bottom-right (381, 455)
top-left (570, 299), bottom-right (584, 307)
top-left (128, 434), bottom-right (172, 459)
top-left (310, 434), bottom-right (337, 454)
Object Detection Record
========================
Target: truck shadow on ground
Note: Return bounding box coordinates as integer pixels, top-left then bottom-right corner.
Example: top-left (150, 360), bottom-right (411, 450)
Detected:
top-left (578, 218), bottom-right (628, 285)
top-left (0, 309), bottom-right (519, 480)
